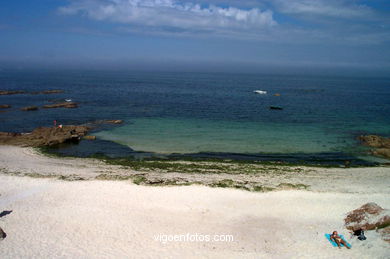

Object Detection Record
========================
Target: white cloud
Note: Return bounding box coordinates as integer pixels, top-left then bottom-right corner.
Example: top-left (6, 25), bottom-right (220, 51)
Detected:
top-left (58, 0), bottom-right (390, 45)
top-left (59, 0), bottom-right (276, 35)
top-left (271, 0), bottom-right (374, 19)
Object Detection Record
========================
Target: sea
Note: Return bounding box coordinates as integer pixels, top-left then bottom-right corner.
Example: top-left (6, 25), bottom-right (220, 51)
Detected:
top-left (1, 70), bottom-right (389, 166)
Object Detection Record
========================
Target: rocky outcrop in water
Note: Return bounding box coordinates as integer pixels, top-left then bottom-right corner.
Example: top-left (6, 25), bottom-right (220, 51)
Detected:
top-left (0, 90), bottom-right (25, 95)
top-left (31, 90), bottom-right (64, 95)
top-left (21, 106), bottom-right (39, 111)
top-left (97, 119), bottom-right (123, 124)
top-left (0, 104), bottom-right (11, 109)
top-left (0, 90), bottom-right (63, 95)
top-left (0, 125), bottom-right (89, 147)
top-left (83, 135), bottom-right (96, 140)
top-left (359, 135), bottom-right (390, 159)
top-left (43, 102), bottom-right (78, 109)
top-left (85, 120), bottom-right (124, 127)
top-left (345, 202), bottom-right (390, 243)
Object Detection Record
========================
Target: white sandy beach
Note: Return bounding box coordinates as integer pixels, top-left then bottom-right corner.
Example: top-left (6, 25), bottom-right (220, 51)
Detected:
top-left (0, 146), bottom-right (389, 258)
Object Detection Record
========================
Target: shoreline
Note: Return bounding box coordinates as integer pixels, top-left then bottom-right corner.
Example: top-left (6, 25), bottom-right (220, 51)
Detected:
top-left (1, 122), bottom-right (388, 167)
top-left (0, 145), bottom-right (389, 257)
top-left (1, 145), bottom-right (389, 193)
top-left (41, 140), bottom-right (383, 167)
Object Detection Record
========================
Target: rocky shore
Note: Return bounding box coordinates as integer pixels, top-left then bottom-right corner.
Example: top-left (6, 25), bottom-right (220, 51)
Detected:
top-left (0, 146), bottom-right (389, 257)
top-left (0, 125), bottom-right (89, 147)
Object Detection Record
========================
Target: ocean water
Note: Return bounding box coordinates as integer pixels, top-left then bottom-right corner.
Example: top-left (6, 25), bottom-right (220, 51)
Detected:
top-left (1, 70), bottom-right (389, 164)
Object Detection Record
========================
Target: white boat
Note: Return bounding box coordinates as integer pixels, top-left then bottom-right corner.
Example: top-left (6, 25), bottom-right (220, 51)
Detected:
top-left (254, 90), bottom-right (267, 94)
top-left (65, 99), bottom-right (72, 102)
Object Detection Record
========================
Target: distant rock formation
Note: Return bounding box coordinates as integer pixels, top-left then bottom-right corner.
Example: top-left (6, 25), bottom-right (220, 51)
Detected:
top-left (0, 90), bottom-right (25, 95)
top-left (0, 125), bottom-right (89, 147)
top-left (269, 106), bottom-right (283, 110)
top-left (0, 104), bottom-right (11, 109)
top-left (43, 102), bottom-right (78, 109)
top-left (21, 106), bottom-right (39, 111)
top-left (0, 89), bottom-right (63, 95)
top-left (31, 90), bottom-right (64, 95)
top-left (359, 135), bottom-right (390, 159)
top-left (345, 202), bottom-right (390, 243)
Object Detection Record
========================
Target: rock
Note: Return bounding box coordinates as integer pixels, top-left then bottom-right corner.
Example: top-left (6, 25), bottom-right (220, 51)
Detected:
top-left (83, 135), bottom-right (96, 140)
top-left (20, 106), bottom-right (38, 111)
top-left (0, 227), bottom-right (6, 240)
top-left (344, 203), bottom-right (390, 231)
top-left (269, 106), bottom-right (283, 110)
top-left (359, 135), bottom-right (390, 148)
top-left (373, 148), bottom-right (390, 159)
top-left (378, 227), bottom-right (390, 243)
top-left (43, 102), bottom-right (78, 109)
top-left (0, 125), bottom-right (89, 147)
top-left (31, 90), bottom-right (64, 95)
top-left (88, 119), bottom-right (124, 126)
top-left (0, 90), bottom-right (25, 95)
top-left (274, 93), bottom-right (281, 96)
top-left (0, 104), bottom-right (11, 109)
top-left (359, 135), bottom-right (390, 159)
top-left (104, 120), bottom-right (123, 124)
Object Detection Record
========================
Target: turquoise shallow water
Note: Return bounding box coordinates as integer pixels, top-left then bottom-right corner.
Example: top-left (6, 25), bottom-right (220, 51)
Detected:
top-left (1, 70), bottom-right (389, 164)
top-left (95, 117), bottom-right (356, 154)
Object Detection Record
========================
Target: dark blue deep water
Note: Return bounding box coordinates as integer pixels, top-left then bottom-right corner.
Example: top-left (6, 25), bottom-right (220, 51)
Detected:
top-left (1, 70), bottom-right (389, 165)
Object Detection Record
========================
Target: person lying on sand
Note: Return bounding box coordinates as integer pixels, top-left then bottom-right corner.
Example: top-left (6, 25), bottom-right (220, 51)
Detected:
top-left (331, 231), bottom-right (351, 249)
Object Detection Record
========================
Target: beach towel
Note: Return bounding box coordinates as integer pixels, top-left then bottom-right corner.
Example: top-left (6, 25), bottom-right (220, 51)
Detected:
top-left (325, 234), bottom-right (351, 248)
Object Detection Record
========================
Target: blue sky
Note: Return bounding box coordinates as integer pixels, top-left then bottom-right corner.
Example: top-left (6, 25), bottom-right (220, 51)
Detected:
top-left (0, 0), bottom-right (389, 73)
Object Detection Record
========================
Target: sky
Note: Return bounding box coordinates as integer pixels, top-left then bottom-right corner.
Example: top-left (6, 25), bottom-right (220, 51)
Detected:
top-left (0, 0), bottom-right (390, 74)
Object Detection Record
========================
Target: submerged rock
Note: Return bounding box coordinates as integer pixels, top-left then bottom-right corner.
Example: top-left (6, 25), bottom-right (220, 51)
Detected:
top-left (0, 125), bottom-right (89, 147)
top-left (83, 135), bottom-right (96, 140)
top-left (90, 119), bottom-right (124, 125)
top-left (43, 102), bottom-right (78, 109)
top-left (0, 104), bottom-right (11, 109)
top-left (104, 120), bottom-right (123, 124)
top-left (21, 106), bottom-right (38, 111)
top-left (359, 135), bottom-right (390, 159)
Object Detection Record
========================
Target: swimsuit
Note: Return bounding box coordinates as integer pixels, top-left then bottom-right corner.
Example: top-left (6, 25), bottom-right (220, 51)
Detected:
top-left (332, 235), bottom-right (342, 242)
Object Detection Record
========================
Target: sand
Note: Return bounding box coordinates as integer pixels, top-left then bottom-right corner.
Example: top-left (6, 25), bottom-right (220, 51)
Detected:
top-left (0, 146), bottom-right (390, 258)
